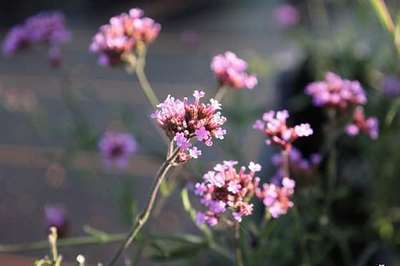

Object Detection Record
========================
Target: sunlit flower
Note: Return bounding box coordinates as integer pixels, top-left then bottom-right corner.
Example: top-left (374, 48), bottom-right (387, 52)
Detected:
top-left (2, 11), bottom-right (70, 65)
top-left (98, 132), bottom-right (138, 168)
top-left (194, 161), bottom-right (261, 226)
top-left (152, 90), bottom-right (227, 163)
top-left (274, 4), bottom-right (300, 28)
top-left (211, 51), bottom-right (257, 90)
top-left (256, 177), bottom-right (295, 218)
top-left (90, 8), bottom-right (160, 66)
top-left (306, 72), bottom-right (367, 110)
top-left (253, 110), bottom-right (313, 150)
top-left (346, 106), bottom-right (379, 139)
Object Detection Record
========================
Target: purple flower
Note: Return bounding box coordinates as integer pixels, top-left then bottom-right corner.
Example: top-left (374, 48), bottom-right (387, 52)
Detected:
top-left (306, 72), bottom-right (367, 110)
top-left (274, 4), bottom-right (300, 28)
top-left (2, 11), bottom-right (70, 65)
top-left (99, 132), bottom-right (138, 168)
top-left (211, 51), bottom-right (258, 90)
top-left (253, 110), bottom-right (313, 150)
top-left (44, 205), bottom-right (68, 237)
top-left (382, 75), bottom-right (400, 97)
top-left (345, 106), bottom-right (379, 140)
top-left (152, 90), bottom-right (226, 163)
top-left (90, 8), bottom-right (160, 66)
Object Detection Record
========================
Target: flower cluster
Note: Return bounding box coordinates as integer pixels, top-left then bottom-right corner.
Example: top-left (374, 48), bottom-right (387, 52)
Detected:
top-left (98, 132), bottom-right (138, 168)
top-left (253, 110), bottom-right (313, 150)
top-left (346, 106), bottom-right (379, 139)
top-left (270, 148), bottom-right (321, 184)
top-left (211, 51), bottom-right (257, 90)
top-left (2, 12), bottom-right (70, 65)
top-left (90, 8), bottom-right (161, 66)
top-left (305, 72), bottom-right (367, 110)
top-left (256, 177), bottom-right (295, 218)
top-left (151, 91), bottom-right (226, 163)
top-left (194, 161), bottom-right (261, 226)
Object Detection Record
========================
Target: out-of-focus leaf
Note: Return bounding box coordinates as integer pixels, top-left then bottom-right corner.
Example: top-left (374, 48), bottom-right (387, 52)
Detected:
top-left (395, 14), bottom-right (400, 53)
top-left (370, 0), bottom-right (395, 33)
top-left (150, 242), bottom-right (206, 261)
top-left (385, 97), bottom-right (400, 126)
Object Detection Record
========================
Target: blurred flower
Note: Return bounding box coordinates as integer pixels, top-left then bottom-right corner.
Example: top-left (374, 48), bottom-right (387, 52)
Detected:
top-left (2, 11), bottom-right (70, 66)
top-left (1, 88), bottom-right (38, 112)
top-left (306, 72), bottom-right (367, 110)
top-left (346, 106), bottom-right (379, 139)
top-left (211, 51), bottom-right (257, 90)
top-left (151, 90), bottom-right (227, 163)
top-left (382, 75), bottom-right (400, 97)
top-left (253, 110), bottom-right (313, 150)
top-left (256, 177), bottom-right (295, 218)
top-left (90, 8), bottom-right (160, 66)
top-left (274, 4), bottom-right (300, 28)
top-left (194, 161), bottom-right (261, 226)
top-left (44, 205), bottom-right (68, 237)
top-left (99, 132), bottom-right (138, 168)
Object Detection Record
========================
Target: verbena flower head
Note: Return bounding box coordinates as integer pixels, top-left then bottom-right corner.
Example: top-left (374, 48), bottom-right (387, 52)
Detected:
top-left (90, 8), bottom-right (160, 66)
top-left (256, 177), bottom-right (295, 218)
top-left (44, 205), bottom-right (68, 237)
top-left (152, 90), bottom-right (227, 163)
top-left (2, 11), bottom-right (70, 62)
top-left (211, 51), bottom-right (257, 90)
top-left (274, 4), bottom-right (300, 28)
top-left (253, 110), bottom-right (313, 150)
top-left (99, 132), bottom-right (138, 168)
top-left (194, 161), bottom-right (261, 226)
top-left (346, 106), bottom-right (379, 140)
top-left (306, 72), bottom-right (367, 110)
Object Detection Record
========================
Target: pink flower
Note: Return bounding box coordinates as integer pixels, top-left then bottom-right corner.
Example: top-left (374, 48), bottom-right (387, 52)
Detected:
top-left (253, 110), bottom-right (313, 150)
top-left (346, 106), bottom-right (379, 139)
top-left (256, 177), bottom-right (295, 218)
top-left (90, 8), bottom-right (160, 66)
top-left (306, 72), bottom-right (367, 110)
top-left (98, 131), bottom-right (138, 168)
top-left (274, 4), bottom-right (300, 28)
top-left (152, 90), bottom-right (226, 163)
top-left (211, 51), bottom-right (257, 90)
top-left (194, 161), bottom-right (260, 226)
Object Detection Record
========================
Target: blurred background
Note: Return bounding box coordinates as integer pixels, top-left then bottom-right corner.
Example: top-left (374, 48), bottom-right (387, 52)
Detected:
top-left (1, 0), bottom-right (400, 265)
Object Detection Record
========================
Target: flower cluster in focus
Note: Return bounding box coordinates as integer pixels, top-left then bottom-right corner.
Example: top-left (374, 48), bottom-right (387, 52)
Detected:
top-left (211, 51), bottom-right (257, 90)
top-left (306, 72), bottom-right (367, 110)
top-left (90, 8), bottom-right (161, 66)
top-left (194, 161), bottom-right (261, 226)
top-left (253, 110), bottom-right (313, 150)
top-left (256, 177), bottom-right (295, 218)
top-left (99, 132), bottom-right (138, 168)
top-left (2, 11), bottom-right (70, 66)
top-left (152, 90), bottom-right (226, 163)
top-left (346, 106), bottom-right (379, 139)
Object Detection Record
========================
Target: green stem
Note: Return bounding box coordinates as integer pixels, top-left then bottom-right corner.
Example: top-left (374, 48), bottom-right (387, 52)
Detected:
top-left (215, 86), bottom-right (228, 102)
top-left (135, 43), bottom-right (160, 108)
top-left (107, 147), bottom-right (180, 266)
top-left (234, 222), bottom-right (244, 266)
top-left (0, 234), bottom-right (126, 253)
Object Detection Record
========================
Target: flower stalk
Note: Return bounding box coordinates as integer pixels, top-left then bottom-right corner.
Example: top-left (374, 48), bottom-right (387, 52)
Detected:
top-left (234, 222), bottom-right (244, 266)
top-left (107, 144), bottom-right (180, 266)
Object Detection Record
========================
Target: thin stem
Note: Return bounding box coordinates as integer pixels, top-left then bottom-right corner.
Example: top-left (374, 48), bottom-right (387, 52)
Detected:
top-left (0, 234), bottom-right (126, 253)
top-left (282, 149), bottom-right (290, 177)
top-left (325, 109), bottom-right (338, 213)
top-left (135, 43), bottom-right (160, 108)
top-left (107, 147), bottom-right (180, 266)
top-left (215, 86), bottom-right (228, 102)
top-left (234, 222), bottom-right (244, 266)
